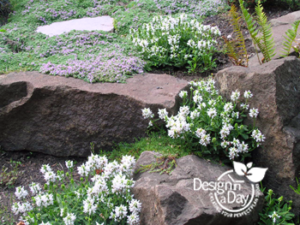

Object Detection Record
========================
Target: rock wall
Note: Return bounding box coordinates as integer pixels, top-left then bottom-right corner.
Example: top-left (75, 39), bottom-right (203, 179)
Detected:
top-left (215, 56), bottom-right (300, 212)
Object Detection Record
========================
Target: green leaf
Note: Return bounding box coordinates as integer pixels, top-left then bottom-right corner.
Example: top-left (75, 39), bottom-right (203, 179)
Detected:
top-left (281, 20), bottom-right (300, 57)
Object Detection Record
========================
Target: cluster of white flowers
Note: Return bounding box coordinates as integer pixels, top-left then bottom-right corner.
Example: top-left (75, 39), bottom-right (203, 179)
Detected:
top-left (196, 128), bottom-right (211, 146)
top-left (15, 186), bottom-right (29, 200)
top-left (63, 213), bottom-right (76, 225)
top-left (165, 107), bottom-right (191, 139)
top-left (65, 160), bottom-right (73, 169)
top-left (77, 154), bottom-right (108, 177)
top-left (111, 173), bottom-right (133, 194)
top-left (227, 138), bottom-right (249, 160)
top-left (179, 90), bottom-right (187, 98)
top-left (109, 199), bottom-right (141, 225)
top-left (11, 201), bottom-right (33, 215)
top-left (120, 155), bottom-right (136, 176)
top-left (29, 182), bottom-right (42, 196)
top-left (231, 90), bottom-right (240, 102)
top-left (12, 154), bottom-right (141, 225)
top-left (40, 164), bottom-right (62, 184)
top-left (142, 78), bottom-right (266, 160)
top-left (269, 211), bottom-right (281, 223)
top-left (142, 108), bottom-right (154, 119)
top-left (110, 204), bottom-right (128, 222)
top-left (130, 13), bottom-right (220, 62)
top-left (127, 200), bottom-right (142, 225)
top-left (252, 129), bottom-right (266, 144)
top-left (249, 108), bottom-right (259, 118)
top-left (34, 193), bottom-right (54, 208)
top-left (158, 108), bottom-right (168, 120)
top-left (81, 155), bottom-right (140, 223)
top-left (83, 197), bottom-right (98, 215)
top-left (12, 182), bottom-right (43, 219)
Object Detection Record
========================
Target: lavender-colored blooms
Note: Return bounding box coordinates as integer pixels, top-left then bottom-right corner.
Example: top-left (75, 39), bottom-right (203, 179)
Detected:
top-left (142, 0), bottom-right (225, 17)
top-left (40, 52), bottom-right (145, 83)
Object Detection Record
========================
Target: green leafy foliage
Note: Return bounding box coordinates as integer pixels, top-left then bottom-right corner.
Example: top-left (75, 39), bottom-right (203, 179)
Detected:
top-left (282, 20), bottom-right (300, 57)
top-left (142, 79), bottom-right (265, 163)
top-left (259, 189), bottom-right (295, 225)
top-left (239, 0), bottom-right (275, 64)
top-left (255, 0), bottom-right (275, 62)
top-left (290, 177), bottom-right (300, 195)
top-left (130, 14), bottom-right (221, 73)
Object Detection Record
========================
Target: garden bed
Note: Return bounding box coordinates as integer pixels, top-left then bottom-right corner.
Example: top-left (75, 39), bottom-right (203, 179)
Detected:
top-left (0, 0), bottom-right (299, 224)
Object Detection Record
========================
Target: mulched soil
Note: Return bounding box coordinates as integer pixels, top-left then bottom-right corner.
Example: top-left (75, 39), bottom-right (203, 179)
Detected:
top-left (0, 6), bottom-right (293, 224)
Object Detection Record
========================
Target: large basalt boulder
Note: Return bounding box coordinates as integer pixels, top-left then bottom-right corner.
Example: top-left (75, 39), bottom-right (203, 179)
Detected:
top-left (0, 72), bottom-right (188, 157)
top-left (215, 56), bottom-right (300, 212)
top-left (133, 151), bottom-right (264, 225)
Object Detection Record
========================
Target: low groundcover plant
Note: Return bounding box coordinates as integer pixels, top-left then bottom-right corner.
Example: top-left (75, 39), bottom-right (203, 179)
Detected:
top-left (258, 189), bottom-right (295, 225)
top-left (142, 78), bottom-right (265, 162)
top-left (11, 154), bottom-right (141, 225)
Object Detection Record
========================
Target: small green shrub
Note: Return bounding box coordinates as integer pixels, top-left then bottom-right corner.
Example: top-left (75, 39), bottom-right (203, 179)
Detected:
top-left (11, 154), bottom-right (142, 225)
top-left (130, 14), bottom-right (221, 73)
top-left (142, 78), bottom-right (265, 162)
top-left (259, 189), bottom-right (295, 225)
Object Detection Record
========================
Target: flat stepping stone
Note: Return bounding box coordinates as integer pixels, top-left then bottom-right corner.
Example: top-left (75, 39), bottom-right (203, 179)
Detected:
top-left (36, 16), bottom-right (114, 37)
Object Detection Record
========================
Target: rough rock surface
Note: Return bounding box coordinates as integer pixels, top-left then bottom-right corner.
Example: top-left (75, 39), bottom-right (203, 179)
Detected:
top-left (249, 10), bottom-right (300, 67)
top-left (215, 56), bottom-right (300, 211)
top-left (36, 16), bottom-right (114, 37)
top-left (0, 72), bottom-right (188, 157)
top-left (133, 151), bottom-right (264, 225)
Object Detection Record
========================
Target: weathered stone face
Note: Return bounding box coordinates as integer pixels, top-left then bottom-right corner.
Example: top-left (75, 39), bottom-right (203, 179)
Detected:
top-left (0, 72), bottom-right (188, 157)
top-left (133, 151), bottom-right (264, 225)
top-left (215, 56), bottom-right (300, 212)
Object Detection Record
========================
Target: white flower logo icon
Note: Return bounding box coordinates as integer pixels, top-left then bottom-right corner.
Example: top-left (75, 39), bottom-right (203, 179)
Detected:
top-left (233, 161), bottom-right (268, 183)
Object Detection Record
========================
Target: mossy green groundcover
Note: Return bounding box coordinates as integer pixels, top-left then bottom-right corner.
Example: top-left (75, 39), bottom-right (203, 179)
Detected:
top-left (0, 0), bottom-right (226, 83)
